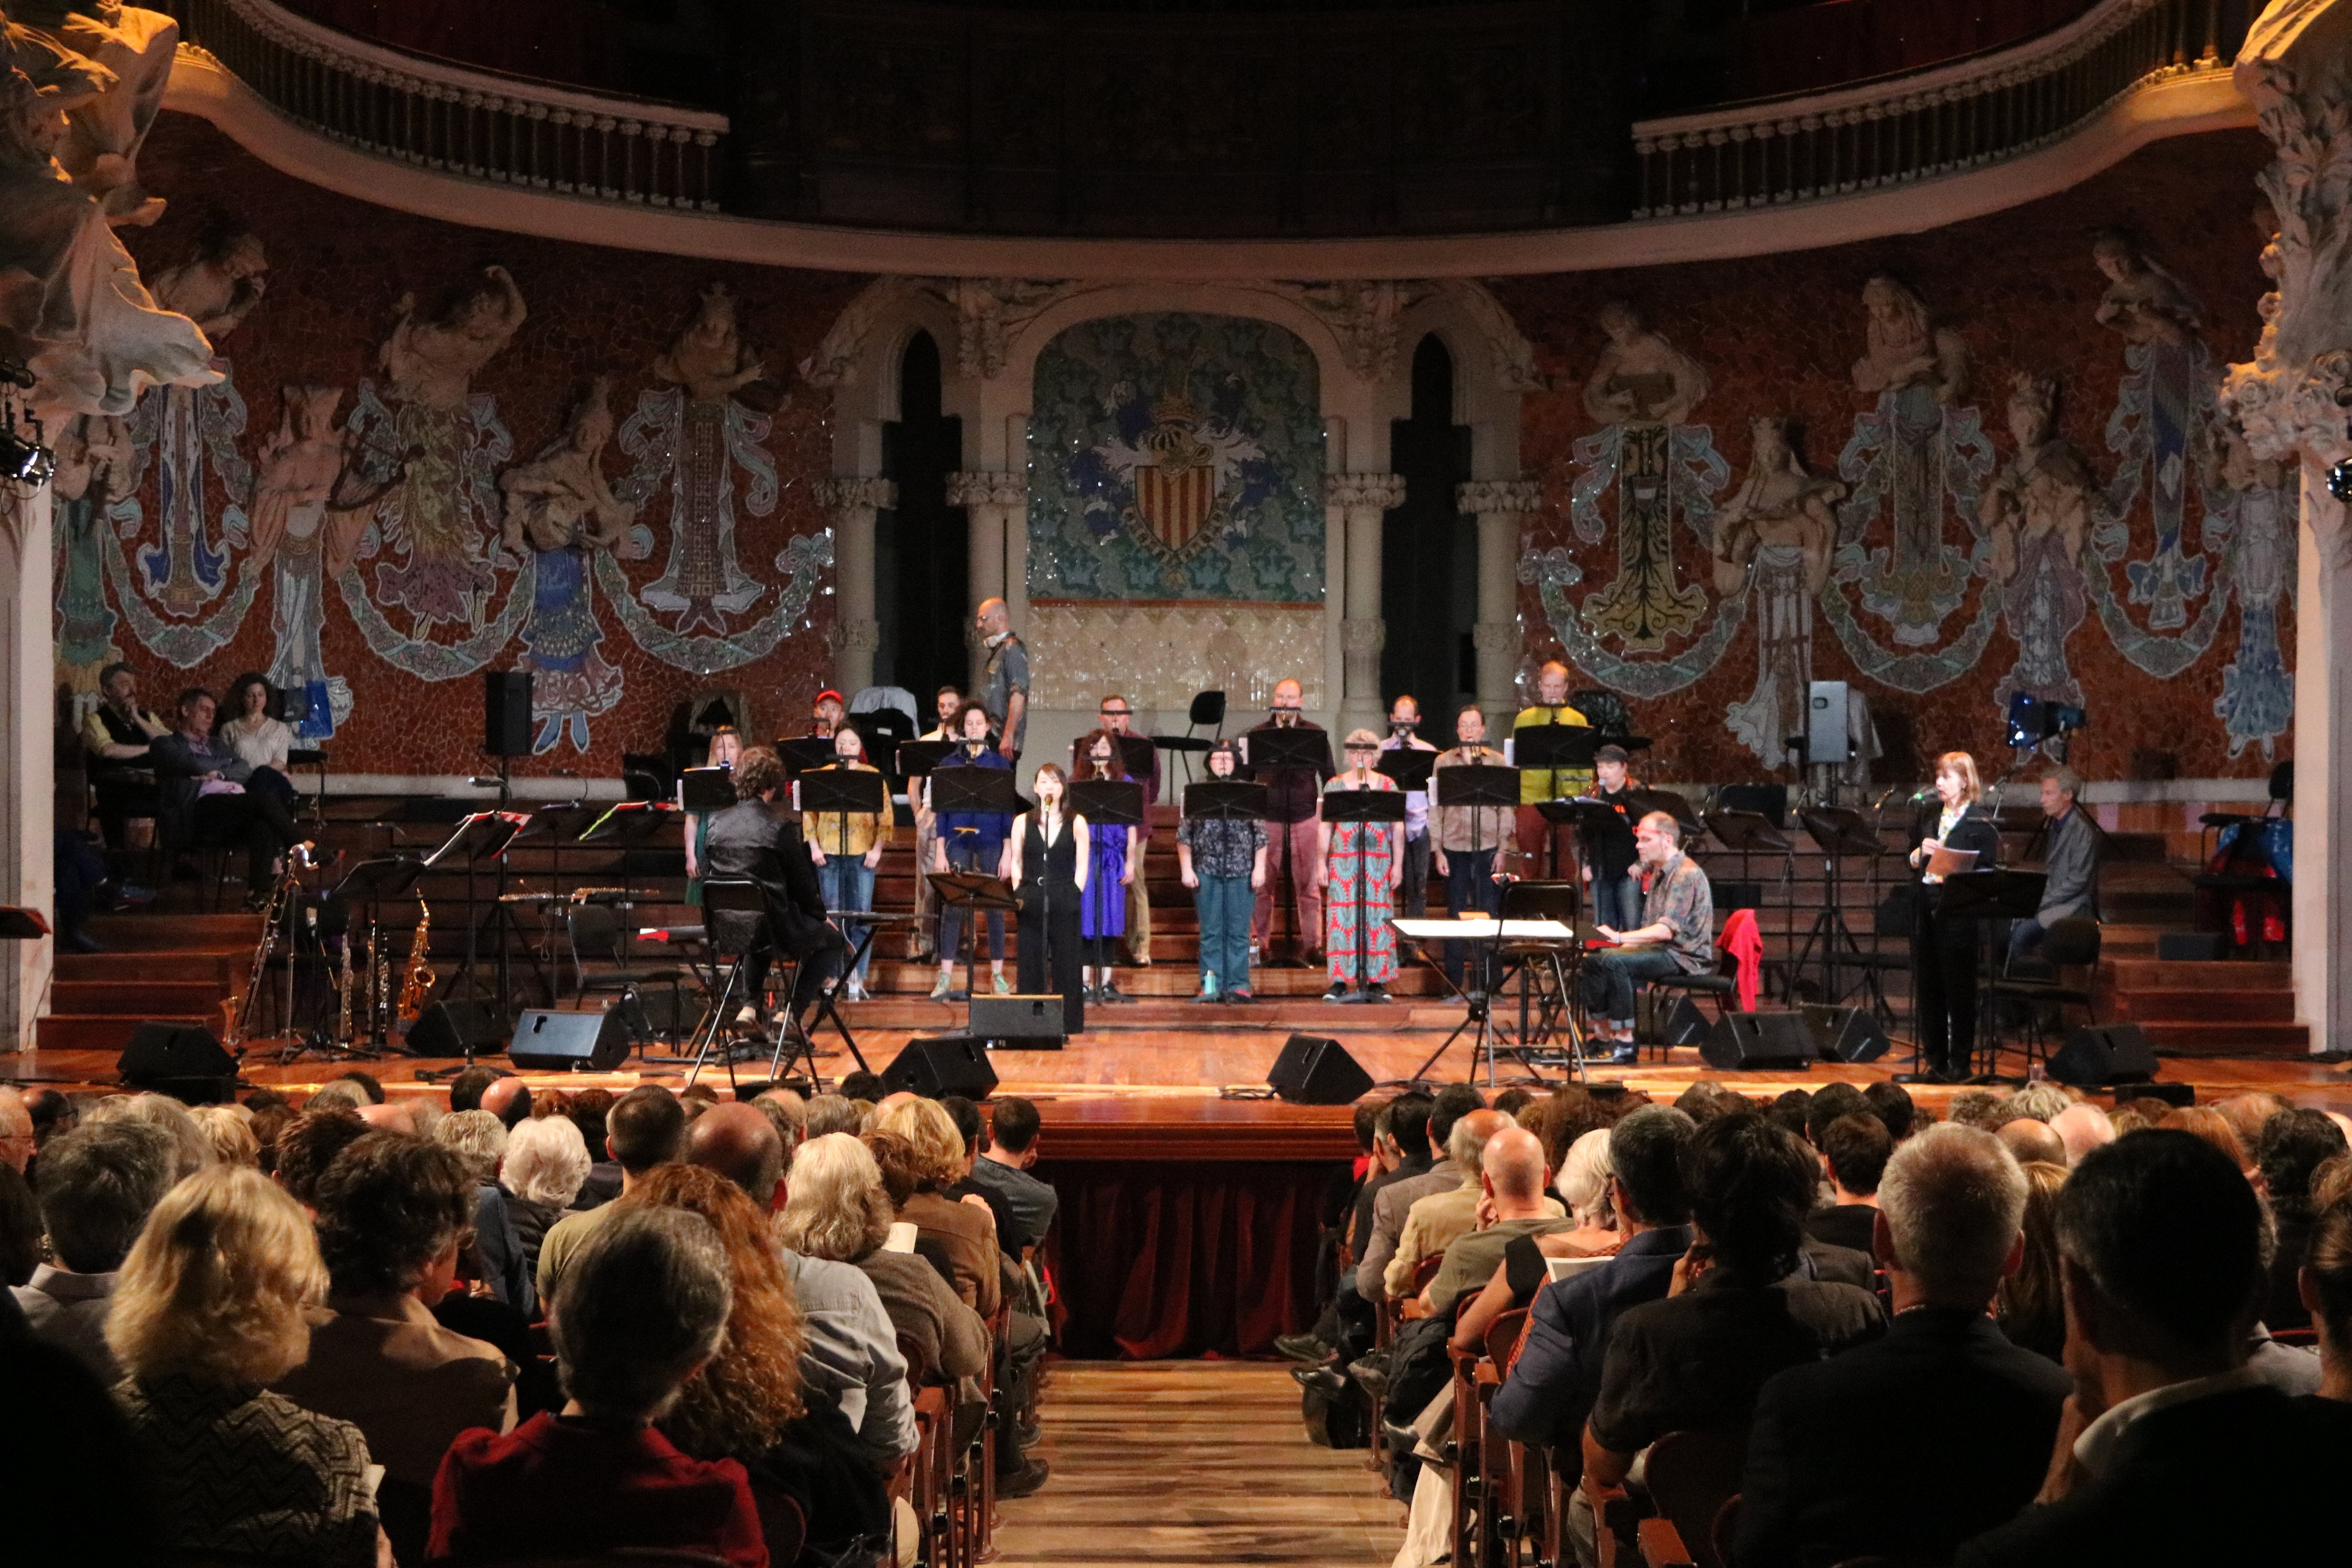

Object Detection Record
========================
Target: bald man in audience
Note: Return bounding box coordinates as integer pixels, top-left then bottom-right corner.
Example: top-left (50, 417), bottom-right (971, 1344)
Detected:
top-left (1387, 1109), bottom-right (1563, 1298)
top-left (685, 1102), bottom-right (786, 1210)
top-left (1996, 1117), bottom-right (2067, 1169)
top-left (2048, 1102), bottom-right (2114, 1167)
top-left (1421, 1127), bottom-right (1574, 1315)
top-left (355, 1101), bottom-right (417, 1136)
top-left (479, 1076), bottom-right (532, 1130)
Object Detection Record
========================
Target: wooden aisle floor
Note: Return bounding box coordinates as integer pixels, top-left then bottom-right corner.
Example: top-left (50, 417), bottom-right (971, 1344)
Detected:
top-left (994, 1361), bottom-right (1401, 1568)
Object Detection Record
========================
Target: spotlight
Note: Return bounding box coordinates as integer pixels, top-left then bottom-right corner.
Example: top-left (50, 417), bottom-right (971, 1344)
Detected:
top-left (0, 424), bottom-right (53, 488)
top-left (2005, 692), bottom-right (2087, 750)
top-left (2330, 457), bottom-right (2352, 503)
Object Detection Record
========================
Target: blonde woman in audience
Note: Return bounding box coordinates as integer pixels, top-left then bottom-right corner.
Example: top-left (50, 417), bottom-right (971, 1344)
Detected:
top-left (107, 1165), bottom-right (388, 1566)
top-left (434, 1107), bottom-right (508, 1185)
top-left (822, 1131), bottom-right (991, 1386)
top-left (1994, 1159), bottom-right (2068, 1363)
top-left (191, 1102), bottom-right (261, 1167)
top-left (500, 1114), bottom-right (592, 1278)
top-left (871, 1096), bottom-right (1002, 1316)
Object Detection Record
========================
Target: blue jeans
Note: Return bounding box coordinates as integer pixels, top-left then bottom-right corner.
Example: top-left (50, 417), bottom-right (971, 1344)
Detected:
top-left (1589, 870), bottom-right (1640, 931)
top-left (1443, 846), bottom-right (1502, 987)
top-left (817, 856), bottom-right (875, 984)
top-left (1196, 874), bottom-right (1252, 996)
top-left (1580, 946), bottom-right (1691, 1028)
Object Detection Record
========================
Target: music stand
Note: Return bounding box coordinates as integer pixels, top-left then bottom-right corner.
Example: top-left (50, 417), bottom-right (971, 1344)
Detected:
top-left (1247, 725), bottom-right (1334, 965)
top-left (1374, 747), bottom-right (1436, 794)
top-left (927, 871), bottom-right (1019, 1004)
top-left (1107, 736), bottom-right (1157, 781)
top-left (324, 856), bottom-right (426, 1059)
top-left (1434, 761), bottom-right (1519, 989)
top-left (424, 812), bottom-right (526, 1031)
top-left (1320, 785), bottom-right (1406, 998)
top-left (1787, 806), bottom-right (1898, 1021)
top-left (799, 766), bottom-right (889, 1047)
top-left (575, 801), bottom-right (676, 987)
top-left (1495, 878), bottom-right (1590, 1078)
top-left (1069, 779), bottom-right (1144, 829)
top-left (895, 739), bottom-right (956, 781)
top-left (1512, 726), bottom-right (1599, 877)
top-left (1183, 780), bottom-right (1269, 822)
top-left (1936, 868), bottom-right (2047, 1080)
top-left (848, 709), bottom-right (913, 793)
top-left (679, 767), bottom-right (736, 815)
top-left (778, 738), bottom-right (838, 775)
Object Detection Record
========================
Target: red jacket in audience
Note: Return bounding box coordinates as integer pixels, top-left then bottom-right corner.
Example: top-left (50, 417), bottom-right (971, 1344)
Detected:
top-left (426, 1411), bottom-right (768, 1567)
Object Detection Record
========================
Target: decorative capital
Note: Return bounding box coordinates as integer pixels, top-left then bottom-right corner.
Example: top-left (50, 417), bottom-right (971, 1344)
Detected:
top-left (1324, 472), bottom-right (1407, 512)
top-left (2221, 350), bottom-right (2352, 469)
top-left (1456, 479), bottom-right (1543, 516)
top-left (946, 470), bottom-right (1028, 509)
top-left (1472, 621), bottom-right (1519, 655)
top-left (814, 475), bottom-right (897, 513)
top-left (835, 617), bottom-right (882, 653)
top-left (1341, 617), bottom-right (1387, 656)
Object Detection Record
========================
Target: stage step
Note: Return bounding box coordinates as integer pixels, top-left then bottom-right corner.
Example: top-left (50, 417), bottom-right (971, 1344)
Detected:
top-left (2139, 1019), bottom-right (2310, 1057)
top-left (51, 980), bottom-right (227, 1017)
top-left (2104, 987), bottom-right (2296, 1024)
top-left (55, 949), bottom-right (245, 986)
top-left (2105, 958), bottom-right (2292, 987)
top-left (84, 912), bottom-right (261, 951)
top-left (35, 1011), bottom-right (222, 1053)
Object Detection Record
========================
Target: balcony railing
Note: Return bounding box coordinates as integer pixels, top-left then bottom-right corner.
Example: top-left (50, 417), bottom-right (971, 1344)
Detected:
top-left (174, 0), bottom-right (727, 211)
top-left (1628, 0), bottom-right (2248, 218)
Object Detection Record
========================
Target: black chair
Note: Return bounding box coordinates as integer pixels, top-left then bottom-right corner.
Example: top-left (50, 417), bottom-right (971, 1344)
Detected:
top-left (1640, 946), bottom-right (1743, 1057)
top-left (1158, 689), bottom-right (1225, 786)
top-left (1986, 915), bottom-right (2101, 1069)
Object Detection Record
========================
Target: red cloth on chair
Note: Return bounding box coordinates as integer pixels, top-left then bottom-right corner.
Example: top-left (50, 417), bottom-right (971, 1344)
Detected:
top-left (1722, 907), bottom-right (1762, 1013)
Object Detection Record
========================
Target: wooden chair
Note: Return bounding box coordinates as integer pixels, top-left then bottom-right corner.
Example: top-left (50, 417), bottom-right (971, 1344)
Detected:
top-left (1477, 1309), bottom-right (1531, 1568)
top-left (1632, 1429), bottom-right (1749, 1568)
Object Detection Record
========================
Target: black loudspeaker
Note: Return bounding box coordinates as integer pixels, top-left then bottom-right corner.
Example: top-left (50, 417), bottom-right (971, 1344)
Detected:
top-left (1644, 992), bottom-right (1712, 1049)
top-left (1802, 1004), bottom-right (1891, 1064)
top-left (405, 999), bottom-right (506, 1056)
top-left (2049, 1023), bottom-right (2159, 1087)
top-left (968, 994), bottom-right (1065, 1051)
top-left (1700, 1011), bottom-right (1816, 1070)
top-left (117, 1022), bottom-right (237, 1100)
top-left (484, 670), bottom-right (534, 757)
top-left (507, 1007), bottom-right (631, 1071)
top-left (1267, 1033), bottom-right (1373, 1105)
top-left (883, 1036), bottom-right (1000, 1100)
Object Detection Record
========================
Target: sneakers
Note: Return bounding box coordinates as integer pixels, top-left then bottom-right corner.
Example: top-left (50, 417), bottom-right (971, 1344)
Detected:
top-left (1323, 982), bottom-right (1350, 1002)
top-left (844, 981), bottom-right (869, 1003)
top-left (928, 973), bottom-right (952, 1002)
top-left (1228, 987), bottom-right (1255, 1004)
top-left (1608, 1044), bottom-right (1640, 1066)
top-left (993, 972), bottom-right (1012, 995)
top-left (1362, 983), bottom-right (1388, 1004)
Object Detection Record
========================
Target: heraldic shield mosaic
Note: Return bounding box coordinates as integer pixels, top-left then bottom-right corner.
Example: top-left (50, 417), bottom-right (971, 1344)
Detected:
top-left (1028, 312), bottom-right (1325, 602)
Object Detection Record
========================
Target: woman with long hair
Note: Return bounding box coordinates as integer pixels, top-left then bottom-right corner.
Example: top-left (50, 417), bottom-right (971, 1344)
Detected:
top-left (1994, 1158), bottom-right (2068, 1363)
top-left (1905, 750), bottom-right (2003, 1083)
top-left (1317, 728), bottom-right (1403, 1003)
top-left (218, 670), bottom-right (298, 786)
top-left (1010, 761), bottom-right (1089, 1035)
top-left (1073, 728), bottom-right (1142, 1003)
top-left (684, 724), bottom-right (744, 908)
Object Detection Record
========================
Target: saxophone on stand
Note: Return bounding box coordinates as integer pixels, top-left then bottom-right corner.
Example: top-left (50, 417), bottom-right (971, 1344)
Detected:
top-left (228, 844), bottom-right (313, 1051)
top-left (397, 898), bottom-right (435, 1027)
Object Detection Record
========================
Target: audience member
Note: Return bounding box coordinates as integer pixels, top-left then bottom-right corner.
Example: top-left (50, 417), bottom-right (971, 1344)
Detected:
top-left (1492, 1087), bottom-right (1535, 1119)
top-left (539, 1085), bottom-right (686, 1306)
top-left (1673, 1081), bottom-right (1749, 1125)
top-left (434, 1107), bottom-right (508, 1184)
top-left (837, 1070), bottom-right (887, 1105)
top-left (965, 1094), bottom-right (1060, 1252)
top-left (2159, 1104), bottom-right (2249, 1172)
top-left (872, 1097), bottom-right (1003, 1316)
top-left (191, 1102), bottom-right (261, 1167)
top-left (1802, 1082), bottom-right (1868, 1152)
top-left (1356, 1088), bottom-right (1474, 1303)
top-left (1806, 1113), bottom-right (1892, 1255)
top-left (250, 1100), bottom-right (297, 1173)
top-left (1521, 1085), bottom-right (1609, 1178)
top-left (432, 1108), bottom-right (532, 1314)
top-left (1423, 1127), bottom-right (1573, 1315)
top-left (1551, 1127), bottom-right (1622, 1256)
top-left (2002, 1083), bottom-right (2074, 1124)
top-left (1736, 1125), bottom-right (2069, 1568)
top-left (0, 1161), bottom-right (37, 1286)
top-left (445, 1067), bottom-right (498, 1114)
top-left (1385, 1109), bottom-right (1520, 1296)
top-left (480, 1076), bottom-right (532, 1131)
top-left (0, 1085), bottom-right (34, 1174)
top-left (329, 1070), bottom-right (387, 1105)
top-left (1958, 1131), bottom-right (2352, 1563)
top-left (357, 1100), bottom-right (419, 1136)
top-left (276, 1106), bottom-right (372, 1208)
top-left (501, 1114), bottom-right (593, 1278)
top-left (936, 1094), bottom-right (1019, 1242)
top-left (2259, 1108), bottom-right (2350, 1330)
top-left (305, 1080), bottom-right (372, 1116)
top-left (803, 1094), bottom-right (862, 1139)
top-left (426, 1207), bottom-right (767, 1568)
top-left (564, 1088), bottom-right (621, 1207)
top-left (2214, 1091), bottom-right (2292, 1164)
top-left (1947, 1090), bottom-right (2007, 1132)
top-left (687, 1103), bottom-right (788, 1210)
top-left (86, 1091), bottom-right (209, 1181)
top-left (1996, 1117), bottom-right (2068, 1169)
top-left (1578, 1113), bottom-right (1884, 1568)
top-left (2303, 1190), bottom-right (2352, 1403)
top-left (1862, 1080), bottom-right (1916, 1141)
top-left (2047, 1102), bottom-right (2114, 1167)
top-left (1764, 1089), bottom-right (1811, 1144)
top-left (108, 1166), bottom-right (387, 1566)
top-left (25, 1085), bottom-right (76, 1151)
top-left (1994, 1160), bottom-right (2069, 1363)
top-left (13, 1120), bottom-right (175, 1381)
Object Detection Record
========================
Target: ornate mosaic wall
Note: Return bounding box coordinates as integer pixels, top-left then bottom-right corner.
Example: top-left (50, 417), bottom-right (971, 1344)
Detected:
top-left (64, 114), bottom-right (860, 776)
top-left (1499, 131), bottom-right (2291, 784)
top-left (1027, 313), bottom-right (1325, 603)
top-left (1024, 601), bottom-right (1327, 712)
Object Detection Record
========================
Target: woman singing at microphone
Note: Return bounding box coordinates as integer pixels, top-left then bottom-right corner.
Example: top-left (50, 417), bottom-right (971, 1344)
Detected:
top-left (1905, 751), bottom-right (2002, 1083)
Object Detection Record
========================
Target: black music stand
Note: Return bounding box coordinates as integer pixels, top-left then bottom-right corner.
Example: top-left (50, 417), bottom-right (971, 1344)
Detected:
top-left (1434, 761), bottom-right (1519, 990)
top-left (799, 766), bottom-right (889, 1040)
top-left (927, 871), bottom-right (1020, 1004)
top-left (1105, 736), bottom-right (1158, 782)
top-left (895, 739), bottom-right (955, 782)
top-left (779, 738), bottom-right (838, 775)
top-left (1320, 785), bottom-right (1406, 999)
top-left (679, 767), bottom-right (736, 815)
top-left (1936, 868), bottom-right (2047, 1081)
top-left (848, 709), bottom-right (914, 796)
top-left (1512, 726), bottom-right (1598, 877)
top-left (1788, 806), bottom-right (1898, 1022)
top-left (1247, 725), bottom-right (1334, 965)
top-left (927, 763), bottom-right (1020, 997)
top-left (425, 812), bottom-right (527, 1033)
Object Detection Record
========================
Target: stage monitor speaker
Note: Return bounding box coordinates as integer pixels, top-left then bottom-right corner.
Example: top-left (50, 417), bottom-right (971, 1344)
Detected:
top-left (1267, 1034), bottom-right (1372, 1105)
top-left (117, 1022), bottom-right (237, 1100)
top-left (1802, 1003), bottom-right (1891, 1063)
top-left (1806, 681), bottom-right (1851, 766)
top-left (405, 999), bottom-right (506, 1056)
top-left (1700, 1011), bottom-right (1815, 1071)
top-left (507, 1007), bottom-right (631, 1071)
top-left (2155, 931), bottom-right (2225, 962)
top-left (2049, 1023), bottom-right (2158, 1087)
top-left (968, 994), bottom-right (1065, 1050)
top-left (883, 1036), bottom-right (1000, 1100)
top-left (484, 670), bottom-right (534, 757)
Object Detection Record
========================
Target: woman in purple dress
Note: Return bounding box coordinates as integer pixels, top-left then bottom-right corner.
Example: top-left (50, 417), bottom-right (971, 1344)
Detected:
top-left (1074, 729), bottom-right (1142, 1003)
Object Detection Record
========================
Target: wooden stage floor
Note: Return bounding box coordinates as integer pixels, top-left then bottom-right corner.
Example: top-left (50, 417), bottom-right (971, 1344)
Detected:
top-left (20, 1004), bottom-right (2352, 1162)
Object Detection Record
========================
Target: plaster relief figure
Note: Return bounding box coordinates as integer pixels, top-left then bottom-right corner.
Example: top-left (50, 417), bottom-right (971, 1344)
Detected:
top-left (1713, 417), bottom-right (1842, 769)
top-left (1575, 301), bottom-right (1718, 652)
top-left (502, 377), bottom-right (636, 752)
top-left (147, 214), bottom-right (267, 341)
top-left (2092, 228), bottom-right (2205, 347)
top-left (249, 384), bottom-right (360, 721)
top-left (633, 283), bottom-right (770, 633)
top-left (1582, 299), bottom-right (1710, 428)
top-left (51, 410), bottom-right (132, 684)
top-left (6, 1), bottom-right (177, 225)
top-left (2093, 229), bottom-right (2213, 632)
top-left (2209, 421), bottom-right (2294, 758)
top-left (1984, 374), bottom-right (2096, 716)
top-left (382, 264), bottom-right (526, 409)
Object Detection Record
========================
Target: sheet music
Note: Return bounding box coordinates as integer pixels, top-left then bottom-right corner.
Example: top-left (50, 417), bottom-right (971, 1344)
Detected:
top-left (1926, 845), bottom-right (1979, 877)
top-left (1390, 918), bottom-right (1573, 941)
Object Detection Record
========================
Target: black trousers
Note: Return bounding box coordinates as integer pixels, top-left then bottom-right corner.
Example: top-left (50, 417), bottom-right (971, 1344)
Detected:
top-left (1912, 911), bottom-right (1982, 1074)
top-left (191, 775), bottom-right (303, 887)
top-left (1016, 887), bottom-right (1085, 1035)
top-left (742, 918), bottom-right (847, 1027)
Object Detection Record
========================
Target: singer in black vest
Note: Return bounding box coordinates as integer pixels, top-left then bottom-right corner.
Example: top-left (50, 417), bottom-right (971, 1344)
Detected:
top-left (1012, 763), bottom-right (1088, 1036)
top-left (1905, 751), bottom-right (2003, 1083)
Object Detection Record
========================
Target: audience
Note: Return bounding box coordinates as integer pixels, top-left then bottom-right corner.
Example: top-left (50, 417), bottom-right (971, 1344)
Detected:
top-left (1423, 1127), bottom-right (1573, 1316)
top-left (1958, 1131), bottom-right (2352, 1562)
top-left (1804, 1112), bottom-right (1891, 1255)
top-left (13, 1120), bottom-right (176, 1382)
top-left (0, 1085), bottom-right (33, 1174)
top-left (276, 1106), bottom-right (372, 1208)
top-left (1862, 1080), bottom-right (1915, 1141)
top-left (499, 1114), bottom-right (593, 1279)
top-left (2157, 1104), bottom-right (2247, 1171)
top-left (538, 1084), bottom-right (688, 1306)
top-left (803, 1094), bottom-right (863, 1139)
top-left (1384, 1108), bottom-right (1518, 1296)
top-left (433, 1108), bottom-right (533, 1314)
top-left (426, 1207), bottom-right (768, 1567)
top-left (86, 1091), bottom-right (209, 1181)
top-left (1996, 1117), bottom-right (2068, 1169)
top-left (2214, 1090), bottom-right (2292, 1164)
top-left (1995, 1160), bottom-right (2070, 1363)
top-left (2304, 1189), bottom-right (2352, 1403)
top-left (2046, 1102), bottom-right (2114, 1167)
top-left (1736, 1125), bottom-right (2069, 1567)
top-left (2258, 1107), bottom-right (2350, 1330)
top-left (1550, 1127), bottom-right (1622, 1256)
top-left (873, 1097), bottom-right (1003, 1316)
top-left (1947, 1089), bottom-right (2006, 1131)
top-left (965, 1094), bottom-right (1059, 1252)
top-left (108, 1165), bottom-right (387, 1566)
top-left (688, 1102), bottom-right (789, 1211)
top-left (191, 1102), bottom-right (261, 1167)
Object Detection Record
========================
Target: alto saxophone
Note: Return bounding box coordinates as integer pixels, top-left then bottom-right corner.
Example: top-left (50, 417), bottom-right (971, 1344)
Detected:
top-left (397, 898), bottom-right (434, 1023)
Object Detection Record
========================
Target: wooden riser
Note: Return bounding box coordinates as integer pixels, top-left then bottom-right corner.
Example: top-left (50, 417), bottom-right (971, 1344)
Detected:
top-left (2106, 958), bottom-right (2293, 987)
top-left (2103, 988), bottom-right (2297, 1024)
top-left (55, 950), bottom-right (245, 986)
top-left (36, 1011), bottom-right (222, 1052)
top-left (2141, 1020), bottom-right (2310, 1057)
top-left (84, 912), bottom-right (261, 950)
top-left (51, 980), bottom-right (230, 1018)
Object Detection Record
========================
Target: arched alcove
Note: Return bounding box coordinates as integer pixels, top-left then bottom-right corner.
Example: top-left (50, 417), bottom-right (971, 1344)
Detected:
top-left (1381, 335), bottom-right (1476, 721)
top-left (878, 330), bottom-right (968, 700)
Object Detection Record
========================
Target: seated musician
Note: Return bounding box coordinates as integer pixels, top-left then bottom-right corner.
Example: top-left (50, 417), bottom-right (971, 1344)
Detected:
top-left (2006, 765), bottom-right (2099, 969)
top-left (1578, 811), bottom-right (1713, 1066)
top-left (702, 746), bottom-right (845, 1037)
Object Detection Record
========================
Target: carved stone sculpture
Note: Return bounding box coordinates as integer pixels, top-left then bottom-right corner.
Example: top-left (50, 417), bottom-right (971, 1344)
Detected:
top-left (1850, 272), bottom-right (1970, 405)
top-left (1984, 374), bottom-right (2097, 711)
top-left (4, 1), bottom-right (176, 225)
top-left (503, 377), bottom-right (635, 752)
top-left (148, 216), bottom-right (269, 342)
top-left (1583, 301), bottom-right (1708, 428)
top-left (2091, 229), bottom-right (2204, 347)
top-left (655, 282), bottom-right (766, 403)
top-left (1713, 417), bottom-right (1842, 768)
top-left (249, 384), bottom-right (361, 697)
top-left (501, 377), bottom-right (634, 556)
top-left (381, 265), bottom-right (527, 410)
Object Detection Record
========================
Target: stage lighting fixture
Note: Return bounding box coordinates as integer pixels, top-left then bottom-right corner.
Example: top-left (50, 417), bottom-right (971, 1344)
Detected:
top-left (0, 422), bottom-right (53, 488)
top-left (2005, 692), bottom-right (2087, 749)
top-left (2330, 456), bottom-right (2352, 504)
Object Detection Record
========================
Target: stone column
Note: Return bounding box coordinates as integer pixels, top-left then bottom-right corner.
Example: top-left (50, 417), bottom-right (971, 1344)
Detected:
top-left (1459, 479), bottom-right (1542, 726)
top-left (1326, 472), bottom-right (1406, 734)
top-left (2220, 10), bottom-right (2352, 1057)
top-left (0, 485), bottom-right (54, 1053)
top-left (947, 470), bottom-right (1027, 693)
top-left (816, 476), bottom-right (895, 696)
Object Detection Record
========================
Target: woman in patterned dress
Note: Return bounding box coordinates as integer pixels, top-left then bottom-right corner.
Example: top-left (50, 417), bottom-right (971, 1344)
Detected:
top-left (1074, 729), bottom-right (1142, 1004)
top-left (1318, 728), bottom-right (1403, 1003)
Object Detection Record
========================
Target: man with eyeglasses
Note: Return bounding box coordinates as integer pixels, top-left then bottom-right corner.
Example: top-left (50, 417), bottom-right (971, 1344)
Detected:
top-left (1073, 695), bottom-right (1161, 965)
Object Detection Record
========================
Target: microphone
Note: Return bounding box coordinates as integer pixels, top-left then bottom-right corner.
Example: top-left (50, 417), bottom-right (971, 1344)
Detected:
top-left (1908, 786), bottom-right (1938, 802)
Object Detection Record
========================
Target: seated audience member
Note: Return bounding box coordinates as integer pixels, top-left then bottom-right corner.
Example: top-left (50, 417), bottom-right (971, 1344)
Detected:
top-left (2305, 1188), bottom-right (2352, 1403)
top-left (539, 1085), bottom-right (687, 1306)
top-left (1947, 1089), bottom-right (2007, 1132)
top-left (0, 1085), bottom-right (35, 1176)
top-left (499, 1114), bottom-right (592, 1280)
top-left (786, 1132), bottom-right (989, 1390)
top-left (427, 1208), bottom-right (768, 1568)
top-left (86, 1091), bottom-right (209, 1181)
top-left (1736, 1125), bottom-right (2071, 1568)
top-left (2214, 1091), bottom-right (2292, 1164)
top-left (433, 1108), bottom-right (532, 1315)
top-left (277, 1106), bottom-right (374, 1208)
top-left (688, 1102), bottom-right (789, 1211)
top-left (2261, 1108), bottom-right (2350, 1330)
top-left (1802, 1082), bottom-right (1867, 1152)
top-left (1489, 1107), bottom-right (1697, 1452)
top-left (1579, 1113), bottom-right (1886, 1568)
top-left (1362, 1086), bottom-right (1482, 1300)
top-left (1997, 1117), bottom-right (2069, 1170)
top-left (306, 1080), bottom-right (372, 1117)
top-left (1674, 1080), bottom-right (1749, 1125)
top-left (2001, 1082), bottom-right (2075, 1126)
top-left (873, 1097), bottom-right (1003, 1316)
top-left (1386, 1109), bottom-right (1519, 1297)
top-left (0, 1162), bottom-right (37, 1287)
top-left (1765, 1089), bottom-right (1811, 1144)
top-left (938, 1094), bottom-right (1019, 1242)
top-left (1805, 1112), bottom-right (1893, 1256)
top-left (1550, 1127), bottom-right (1625, 1257)
top-left (191, 1103), bottom-right (261, 1167)
top-left (1862, 1080), bottom-right (1915, 1142)
top-left (13, 1121), bottom-right (176, 1382)
top-left (2045, 1102), bottom-right (2113, 1167)
top-left (1422, 1127), bottom-right (1574, 1316)
top-left (965, 1094), bottom-right (1060, 1253)
top-left (1958, 1131), bottom-right (2352, 1564)
top-left (802, 1094), bottom-right (863, 1140)
top-left (274, 1133), bottom-right (516, 1519)
top-left (2158, 1104), bottom-right (2248, 1170)
top-left (108, 1166), bottom-right (387, 1566)
top-left (479, 1075), bottom-right (532, 1131)
top-left (563, 1088), bottom-right (621, 1208)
